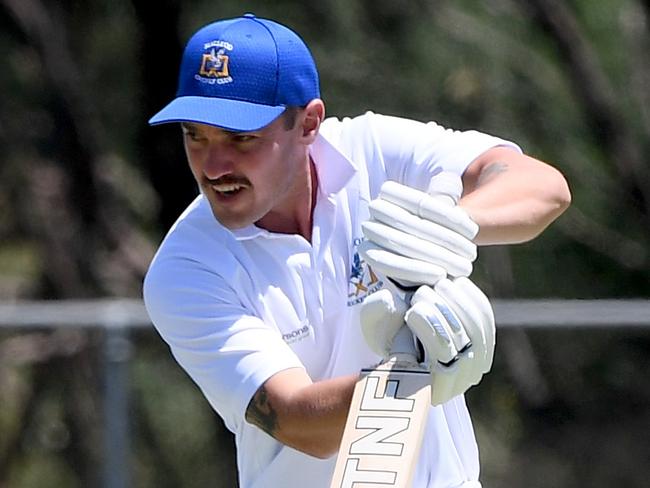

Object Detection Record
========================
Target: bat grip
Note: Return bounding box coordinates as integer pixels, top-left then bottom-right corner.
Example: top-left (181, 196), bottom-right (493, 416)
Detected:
top-left (389, 325), bottom-right (418, 362)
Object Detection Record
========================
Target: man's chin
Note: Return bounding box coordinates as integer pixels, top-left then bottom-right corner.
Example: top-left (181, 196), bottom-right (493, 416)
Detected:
top-left (208, 206), bottom-right (255, 230)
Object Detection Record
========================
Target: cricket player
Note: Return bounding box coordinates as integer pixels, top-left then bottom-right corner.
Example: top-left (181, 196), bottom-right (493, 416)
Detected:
top-left (143, 14), bottom-right (570, 488)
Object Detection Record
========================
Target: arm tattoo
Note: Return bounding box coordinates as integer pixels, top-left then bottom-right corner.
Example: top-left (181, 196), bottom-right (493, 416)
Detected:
top-left (245, 385), bottom-right (279, 437)
top-left (477, 161), bottom-right (509, 187)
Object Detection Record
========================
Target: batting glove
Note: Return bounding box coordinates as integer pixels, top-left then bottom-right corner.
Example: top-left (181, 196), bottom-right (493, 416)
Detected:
top-left (359, 173), bottom-right (478, 286)
top-left (359, 287), bottom-right (409, 358)
top-left (405, 277), bottom-right (495, 405)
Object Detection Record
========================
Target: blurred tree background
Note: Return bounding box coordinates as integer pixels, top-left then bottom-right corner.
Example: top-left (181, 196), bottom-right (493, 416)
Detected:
top-left (0, 0), bottom-right (649, 487)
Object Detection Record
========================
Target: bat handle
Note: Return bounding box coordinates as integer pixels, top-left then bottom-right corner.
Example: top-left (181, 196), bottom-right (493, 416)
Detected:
top-left (389, 325), bottom-right (418, 362)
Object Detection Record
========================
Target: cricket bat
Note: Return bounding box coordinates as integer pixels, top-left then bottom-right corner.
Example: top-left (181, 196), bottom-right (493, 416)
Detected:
top-left (329, 325), bottom-right (430, 488)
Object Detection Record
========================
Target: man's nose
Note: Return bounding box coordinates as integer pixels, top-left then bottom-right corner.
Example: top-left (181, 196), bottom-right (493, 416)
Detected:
top-left (202, 143), bottom-right (235, 180)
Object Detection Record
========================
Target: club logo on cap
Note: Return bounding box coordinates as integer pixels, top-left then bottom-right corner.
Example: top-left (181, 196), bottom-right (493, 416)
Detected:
top-left (195, 40), bottom-right (233, 85)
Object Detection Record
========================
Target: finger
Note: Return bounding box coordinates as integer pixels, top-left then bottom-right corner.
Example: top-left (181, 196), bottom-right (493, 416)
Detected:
top-left (430, 350), bottom-right (481, 405)
top-left (405, 300), bottom-right (459, 365)
top-left (379, 181), bottom-right (478, 239)
top-left (358, 240), bottom-right (446, 286)
top-left (362, 221), bottom-right (473, 277)
top-left (360, 288), bottom-right (408, 357)
top-left (454, 277), bottom-right (496, 374)
top-left (429, 365), bottom-right (459, 406)
top-left (451, 349), bottom-right (481, 394)
top-left (434, 279), bottom-right (490, 382)
top-left (368, 199), bottom-right (477, 260)
top-left (435, 278), bottom-right (486, 350)
top-left (410, 285), bottom-right (471, 352)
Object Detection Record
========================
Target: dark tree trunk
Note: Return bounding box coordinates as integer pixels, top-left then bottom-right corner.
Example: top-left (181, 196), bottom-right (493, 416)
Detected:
top-left (132, 0), bottom-right (199, 232)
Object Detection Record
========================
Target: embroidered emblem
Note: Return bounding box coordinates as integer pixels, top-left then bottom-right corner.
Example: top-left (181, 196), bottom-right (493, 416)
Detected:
top-left (194, 40), bottom-right (233, 85)
top-left (200, 48), bottom-right (229, 77)
top-left (347, 250), bottom-right (383, 306)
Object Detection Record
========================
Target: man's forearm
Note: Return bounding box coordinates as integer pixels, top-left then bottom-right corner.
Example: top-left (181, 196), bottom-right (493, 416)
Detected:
top-left (246, 368), bottom-right (358, 459)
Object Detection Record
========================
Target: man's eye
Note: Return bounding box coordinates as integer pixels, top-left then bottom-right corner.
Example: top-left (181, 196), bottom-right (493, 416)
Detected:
top-left (233, 134), bottom-right (256, 143)
top-left (184, 130), bottom-right (203, 142)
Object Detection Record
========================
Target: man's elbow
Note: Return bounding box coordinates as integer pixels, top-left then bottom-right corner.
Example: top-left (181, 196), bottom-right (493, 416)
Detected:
top-left (547, 166), bottom-right (572, 217)
top-left (502, 165), bottom-right (572, 244)
top-left (524, 166), bottom-right (571, 242)
top-left (275, 429), bottom-right (339, 459)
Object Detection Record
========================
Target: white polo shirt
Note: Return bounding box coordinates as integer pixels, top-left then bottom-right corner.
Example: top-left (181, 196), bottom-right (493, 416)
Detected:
top-left (143, 112), bottom-right (519, 488)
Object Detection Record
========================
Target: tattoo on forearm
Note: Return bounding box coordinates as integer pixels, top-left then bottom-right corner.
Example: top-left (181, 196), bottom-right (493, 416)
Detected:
top-left (477, 161), bottom-right (509, 186)
top-left (246, 385), bottom-right (278, 436)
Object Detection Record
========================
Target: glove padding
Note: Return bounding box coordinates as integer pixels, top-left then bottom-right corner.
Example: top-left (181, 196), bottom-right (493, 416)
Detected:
top-left (359, 174), bottom-right (479, 286)
top-left (359, 287), bottom-right (409, 358)
top-left (405, 277), bottom-right (495, 405)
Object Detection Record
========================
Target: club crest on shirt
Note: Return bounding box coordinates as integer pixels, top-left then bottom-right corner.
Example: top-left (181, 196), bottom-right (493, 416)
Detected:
top-left (195, 40), bottom-right (233, 85)
top-left (348, 246), bottom-right (384, 306)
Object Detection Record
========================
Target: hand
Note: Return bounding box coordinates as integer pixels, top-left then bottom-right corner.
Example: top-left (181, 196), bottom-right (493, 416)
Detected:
top-left (359, 173), bottom-right (479, 286)
top-left (359, 287), bottom-right (409, 358)
top-left (405, 277), bottom-right (495, 405)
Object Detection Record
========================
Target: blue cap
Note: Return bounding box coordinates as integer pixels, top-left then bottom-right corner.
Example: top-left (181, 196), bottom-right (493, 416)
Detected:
top-left (149, 14), bottom-right (320, 132)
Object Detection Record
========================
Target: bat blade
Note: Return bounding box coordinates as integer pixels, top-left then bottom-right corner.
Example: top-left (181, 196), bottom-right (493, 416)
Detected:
top-left (330, 356), bottom-right (430, 488)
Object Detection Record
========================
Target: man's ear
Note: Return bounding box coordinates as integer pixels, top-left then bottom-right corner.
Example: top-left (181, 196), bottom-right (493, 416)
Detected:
top-left (300, 99), bottom-right (325, 143)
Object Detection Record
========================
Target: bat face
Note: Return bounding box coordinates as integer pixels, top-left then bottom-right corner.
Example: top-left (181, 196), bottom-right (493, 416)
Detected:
top-left (330, 359), bottom-right (431, 488)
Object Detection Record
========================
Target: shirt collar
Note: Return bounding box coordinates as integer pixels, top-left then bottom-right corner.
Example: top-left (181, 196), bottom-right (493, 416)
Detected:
top-left (310, 131), bottom-right (357, 196)
top-left (231, 131), bottom-right (357, 241)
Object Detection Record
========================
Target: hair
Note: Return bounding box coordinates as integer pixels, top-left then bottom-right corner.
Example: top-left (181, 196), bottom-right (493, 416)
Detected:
top-left (281, 106), bottom-right (302, 130)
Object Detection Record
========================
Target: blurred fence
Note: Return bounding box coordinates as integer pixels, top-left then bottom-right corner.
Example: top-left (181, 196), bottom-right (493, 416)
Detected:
top-left (1, 298), bottom-right (650, 488)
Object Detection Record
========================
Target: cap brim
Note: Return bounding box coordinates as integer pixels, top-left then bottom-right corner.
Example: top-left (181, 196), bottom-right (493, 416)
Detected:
top-left (148, 96), bottom-right (287, 132)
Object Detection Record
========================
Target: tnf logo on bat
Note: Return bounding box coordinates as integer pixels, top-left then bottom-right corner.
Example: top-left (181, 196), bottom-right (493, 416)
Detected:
top-left (339, 374), bottom-right (415, 486)
top-left (348, 242), bottom-right (383, 306)
top-left (195, 40), bottom-right (233, 85)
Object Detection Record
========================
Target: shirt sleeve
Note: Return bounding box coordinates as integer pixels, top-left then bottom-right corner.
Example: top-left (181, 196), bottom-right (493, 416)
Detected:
top-left (143, 252), bottom-right (305, 433)
top-left (363, 111), bottom-right (521, 192)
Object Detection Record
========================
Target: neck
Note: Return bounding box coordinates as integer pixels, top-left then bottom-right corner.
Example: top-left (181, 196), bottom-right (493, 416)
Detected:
top-left (256, 157), bottom-right (319, 242)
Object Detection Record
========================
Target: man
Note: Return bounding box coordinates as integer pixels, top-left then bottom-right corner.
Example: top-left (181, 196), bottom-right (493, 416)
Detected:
top-left (144, 13), bottom-right (570, 488)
